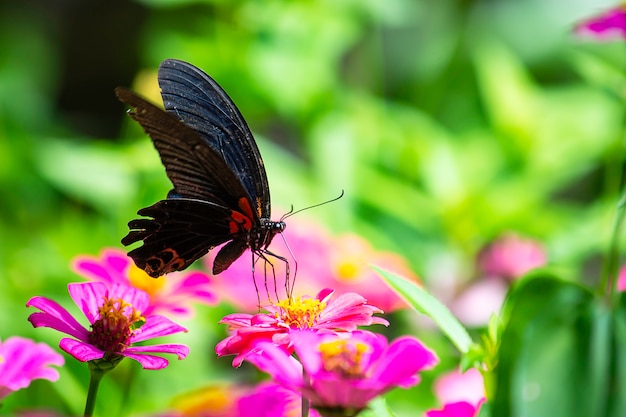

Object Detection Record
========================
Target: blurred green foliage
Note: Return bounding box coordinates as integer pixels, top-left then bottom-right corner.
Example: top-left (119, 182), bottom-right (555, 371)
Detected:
top-left (1, 0), bottom-right (626, 416)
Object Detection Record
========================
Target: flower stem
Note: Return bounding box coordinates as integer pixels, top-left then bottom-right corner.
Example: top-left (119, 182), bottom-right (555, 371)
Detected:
top-left (601, 194), bottom-right (626, 302)
top-left (302, 368), bottom-right (310, 417)
top-left (84, 364), bottom-right (106, 417)
top-left (84, 357), bottom-right (121, 417)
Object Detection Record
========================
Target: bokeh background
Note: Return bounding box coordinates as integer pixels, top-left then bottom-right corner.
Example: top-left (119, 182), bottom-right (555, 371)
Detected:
top-left (1, 0), bottom-right (625, 416)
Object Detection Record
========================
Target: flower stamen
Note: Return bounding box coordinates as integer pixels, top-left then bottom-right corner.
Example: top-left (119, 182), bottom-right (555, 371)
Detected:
top-left (88, 297), bottom-right (145, 356)
top-left (319, 339), bottom-right (368, 378)
top-left (274, 297), bottom-right (326, 329)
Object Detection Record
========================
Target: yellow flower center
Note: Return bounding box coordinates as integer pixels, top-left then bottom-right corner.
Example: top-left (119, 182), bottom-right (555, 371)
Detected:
top-left (88, 296), bottom-right (144, 356)
top-left (128, 264), bottom-right (166, 297)
top-left (319, 339), bottom-right (368, 378)
top-left (275, 297), bottom-right (326, 329)
top-left (335, 258), bottom-right (363, 282)
top-left (172, 385), bottom-right (234, 416)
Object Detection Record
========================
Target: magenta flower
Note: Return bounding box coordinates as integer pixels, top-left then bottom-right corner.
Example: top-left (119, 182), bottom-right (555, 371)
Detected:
top-left (247, 330), bottom-right (438, 416)
top-left (425, 401), bottom-right (484, 417)
top-left (0, 336), bottom-right (64, 400)
top-left (73, 248), bottom-right (217, 318)
top-left (434, 368), bottom-right (485, 408)
top-left (477, 233), bottom-right (546, 280)
top-left (216, 289), bottom-right (388, 367)
top-left (27, 282), bottom-right (189, 370)
top-left (575, 5), bottom-right (626, 39)
top-left (207, 220), bottom-right (417, 312)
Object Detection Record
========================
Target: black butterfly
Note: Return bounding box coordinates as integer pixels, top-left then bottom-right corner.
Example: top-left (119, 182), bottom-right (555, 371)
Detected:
top-left (117, 59), bottom-right (286, 279)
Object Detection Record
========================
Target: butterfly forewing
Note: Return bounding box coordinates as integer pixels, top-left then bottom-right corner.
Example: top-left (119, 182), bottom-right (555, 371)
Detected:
top-left (116, 87), bottom-right (262, 277)
top-left (157, 59), bottom-right (271, 219)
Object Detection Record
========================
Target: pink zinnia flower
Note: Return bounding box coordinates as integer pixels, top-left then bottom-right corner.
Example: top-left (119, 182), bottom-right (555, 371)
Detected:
top-left (208, 220), bottom-right (417, 312)
top-left (216, 289), bottom-right (388, 367)
top-left (0, 336), bottom-right (64, 400)
top-left (426, 368), bottom-right (485, 417)
top-left (617, 266), bottom-right (626, 291)
top-left (27, 282), bottom-right (189, 370)
top-left (575, 5), bottom-right (626, 39)
top-left (73, 248), bottom-right (217, 318)
top-left (425, 401), bottom-right (484, 417)
top-left (247, 330), bottom-right (438, 416)
top-left (477, 233), bottom-right (546, 280)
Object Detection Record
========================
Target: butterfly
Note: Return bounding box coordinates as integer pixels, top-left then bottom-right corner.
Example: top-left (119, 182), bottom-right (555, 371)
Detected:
top-left (117, 59), bottom-right (287, 279)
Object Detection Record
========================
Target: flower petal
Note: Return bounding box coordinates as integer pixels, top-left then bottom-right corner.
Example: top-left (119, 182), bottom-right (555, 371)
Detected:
top-left (26, 296), bottom-right (89, 340)
top-left (59, 338), bottom-right (105, 362)
top-left (130, 315), bottom-right (187, 343)
top-left (124, 343), bottom-right (189, 360)
top-left (369, 336), bottom-right (438, 387)
top-left (68, 282), bottom-right (108, 324)
top-left (0, 337), bottom-right (64, 392)
top-left (108, 283), bottom-right (150, 313)
top-left (120, 352), bottom-right (170, 370)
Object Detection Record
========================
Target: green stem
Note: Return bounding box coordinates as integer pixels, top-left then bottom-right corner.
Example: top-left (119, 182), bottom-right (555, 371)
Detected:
top-left (302, 368), bottom-right (310, 417)
top-left (84, 365), bottom-right (106, 417)
top-left (602, 194), bottom-right (626, 301)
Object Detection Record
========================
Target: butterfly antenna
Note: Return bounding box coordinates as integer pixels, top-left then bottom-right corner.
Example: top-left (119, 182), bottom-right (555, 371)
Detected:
top-left (279, 190), bottom-right (345, 221)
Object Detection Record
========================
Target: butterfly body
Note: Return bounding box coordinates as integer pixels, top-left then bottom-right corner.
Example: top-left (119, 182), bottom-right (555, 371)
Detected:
top-left (118, 59), bottom-right (285, 278)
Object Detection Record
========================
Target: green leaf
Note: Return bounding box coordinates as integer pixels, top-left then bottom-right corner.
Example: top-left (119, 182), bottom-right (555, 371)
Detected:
top-left (361, 397), bottom-right (396, 417)
top-left (373, 266), bottom-right (473, 354)
top-left (493, 273), bottom-right (609, 417)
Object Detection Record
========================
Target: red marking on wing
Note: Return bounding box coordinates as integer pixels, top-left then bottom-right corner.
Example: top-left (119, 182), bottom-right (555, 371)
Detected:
top-left (238, 197), bottom-right (255, 220)
top-left (229, 207), bottom-right (253, 234)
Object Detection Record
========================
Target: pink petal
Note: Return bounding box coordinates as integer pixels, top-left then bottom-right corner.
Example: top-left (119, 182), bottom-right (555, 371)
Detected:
top-left (108, 283), bottom-right (150, 312)
top-left (124, 343), bottom-right (189, 360)
top-left (120, 352), bottom-right (170, 370)
top-left (26, 296), bottom-right (89, 340)
top-left (0, 337), bottom-right (64, 391)
top-left (68, 282), bottom-right (108, 324)
top-left (130, 315), bottom-right (187, 343)
top-left (425, 401), bottom-right (481, 417)
top-left (59, 338), bottom-right (105, 362)
top-left (246, 342), bottom-right (303, 386)
top-left (369, 336), bottom-right (438, 387)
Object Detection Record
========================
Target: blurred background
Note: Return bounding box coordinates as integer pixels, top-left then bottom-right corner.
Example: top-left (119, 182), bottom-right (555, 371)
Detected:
top-left (1, 0), bottom-right (625, 415)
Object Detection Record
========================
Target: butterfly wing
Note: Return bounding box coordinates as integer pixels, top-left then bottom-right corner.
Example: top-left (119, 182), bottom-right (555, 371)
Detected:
top-left (116, 87), bottom-right (258, 276)
top-left (157, 59), bottom-right (271, 219)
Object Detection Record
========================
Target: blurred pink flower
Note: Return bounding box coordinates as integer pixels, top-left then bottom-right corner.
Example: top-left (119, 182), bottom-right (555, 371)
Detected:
top-left (208, 219), bottom-right (417, 312)
top-left (425, 401), bottom-right (483, 417)
top-left (27, 282), bottom-right (189, 370)
top-left (216, 289), bottom-right (388, 367)
top-left (73, 248), bottom-right (217, 318)
top-left (450, 279), bottom-right (509, 327)
top-left (477, 233), bottom-right (546, 280)
top-left (152, 382), bottom-right (320, 417)
top-left (426, 368), bottom-right (485, 417)
top-left (434, 368), bottom-right (485, 407)
top-left (0, 336), bottom-right (64, 400)
top-left (247, 330), bottom-right (438, 415)
top-left (617, 266), bottom-right (626, 291)
top-left (575, 5), bottom-right (626, 39)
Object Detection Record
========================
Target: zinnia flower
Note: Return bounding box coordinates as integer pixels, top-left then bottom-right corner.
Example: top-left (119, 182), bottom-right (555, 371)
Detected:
top-left (27, 282), bottom-right (189, 370)
top-left (247, 330), bottom-right (438, 417)
top-left (216, 289), bottom-right (388, 367)
top-left (426, 368), bottom-right (485, 417)
top-left (575, 4), bottom-right (626, 39)
top-left (0, 336), bottom-right (64, 400)
top-left (73, 248), bottom-right (217, 318)
top-left (208, 220), bottom-right (417, 312)
top-left (477, 233), bottom-right (546, 280)
top-left (425, 401), bottom-right (484, 417)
